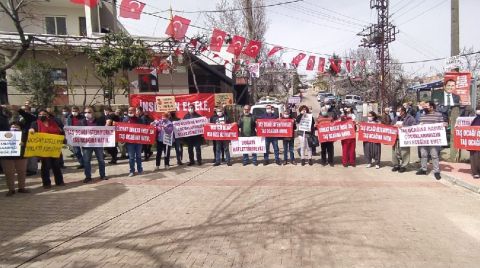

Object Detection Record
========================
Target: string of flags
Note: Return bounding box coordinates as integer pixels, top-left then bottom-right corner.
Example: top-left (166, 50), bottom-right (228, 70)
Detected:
top-left (69, 0), bottom-right (374, 74)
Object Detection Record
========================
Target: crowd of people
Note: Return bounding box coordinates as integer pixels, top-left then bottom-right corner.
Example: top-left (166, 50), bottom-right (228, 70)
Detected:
top-left (1, 98), bottom-right (479, 197)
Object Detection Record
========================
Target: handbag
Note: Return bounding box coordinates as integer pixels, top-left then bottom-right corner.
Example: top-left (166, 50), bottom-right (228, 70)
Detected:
top-left (307, 135), bottom-right (319, 148)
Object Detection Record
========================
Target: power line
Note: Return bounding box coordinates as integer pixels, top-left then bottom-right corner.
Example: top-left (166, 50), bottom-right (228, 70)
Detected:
top-left (285, 4), bottom-right (365, 28)
top-left (397, 0), bottom-right (448, 26)
top-left (390, 0), bottom-right (415, 16)
top-left (392, 1), bottom-right (428, 20)
top-left (164, 0), bottom-right (304, 14)
top-left (390, 51), bottom-right (480, 65)
top-left (302, 0), bottom-right (370, 24)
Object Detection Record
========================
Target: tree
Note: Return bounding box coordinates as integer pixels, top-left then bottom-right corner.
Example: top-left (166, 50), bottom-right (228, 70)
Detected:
top-left (0, 0), bottom-right (35, 72)
top-left (9, 60), bottom-right (56, 107)
top-left (84, 32), bottom-right (150, 105)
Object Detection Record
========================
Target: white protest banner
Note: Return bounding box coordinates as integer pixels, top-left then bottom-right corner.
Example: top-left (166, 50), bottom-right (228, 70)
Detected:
top-left (298, 114), bottom-right (313, 132)
top-left (231, 137), bottom-right (266, 155)
top-left (398, 123), bottom-right (447, 147)
top-left (173, 117), bottom-right (209, 138)
top-left (64, 126), bottom-right (116, 147)
top-left (0, 131), bottom-right (22, 157)
top-left (455, 116), bottom-right (475, 127)
top-left (288, 96), bottom-right (301, 104)
top-left (163, 132), bottom-right (173, 146)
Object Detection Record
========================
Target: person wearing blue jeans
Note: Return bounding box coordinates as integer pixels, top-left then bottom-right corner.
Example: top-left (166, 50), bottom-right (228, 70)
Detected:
top-left (214, 141), bottom-right (231, 166)
top-left (123, 106), bottom-right (146, 176)
top-left (82, 147), bottom-right (106, 182)
top-left (243, 153), bottom-right (257, 166)
top-left (238, 105), bottom-right (258, 166)
top-left (264, 137), bottom-right (280, 165)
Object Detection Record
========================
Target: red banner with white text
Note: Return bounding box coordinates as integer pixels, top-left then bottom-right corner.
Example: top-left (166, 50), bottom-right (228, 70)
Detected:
top-left (358, 122), bottom-right (398, 146)
top-left (256, 119), bottom-right (294, 138)
top-left (454, 126), bottom-right (480, 151)
top-left (203, 123), bottom-right (239, 141)
top-left (317, 121), bottom-right (356, 142)
top-left (115, 122), bottom-right (156, 145)
top-left (130, 94), bottom-right (215, 120)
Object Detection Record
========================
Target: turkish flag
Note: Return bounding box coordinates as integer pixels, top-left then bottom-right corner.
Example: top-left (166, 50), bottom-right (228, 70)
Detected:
top-left (318, 57), bottom-right (326, 73)
top-left (226, 35), bottom-right (245, 57)
top-left (346, 60), bottom-right (351, 73)
top-left (189, 38), bottom-right (198, 48)
top-left (165, 15), bottom-right (191, 41)
top-left (267, 46), bottom-right (283, 58)
top-left (242, 40), bottom-right (262, 59)
top-left (306, 55), bottom-right (316, 71)
top-left (70, 0), bottom-right (99, 7)
top-left (210, 28), bottom-right (226, 52)
top-left (291, 53), bottom-right (306, 67)
top-left (119, 0), bottom-right (145, 20)
top-left (329, 58), bottom-right (342, 74)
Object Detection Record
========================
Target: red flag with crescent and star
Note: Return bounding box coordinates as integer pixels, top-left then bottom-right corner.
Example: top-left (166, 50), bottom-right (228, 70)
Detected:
top-left (291, 53), bottom-right (306, 67)
top-left (346, 60), bottom-right (351, 73)
top-left (306, 55), bottom-right (316, 71)
top-left (119, 0), bottom-right (146, 20)
top-left (267, 46), bottom-right (283, 58)
top-left (70, 0), bottom-right (99, 7)
top-left (329, 58), bottom-right (342, 74)
top-left (242, 40), bottom-right (262, 59)
top-left (165, 15), bottom-right (191, 41)
top-left (318, 57), bottom-right (326, 73)
top-left (226, 35), bottom-right (246, 57)
top-left (210, 28), bottom-right (227, 52)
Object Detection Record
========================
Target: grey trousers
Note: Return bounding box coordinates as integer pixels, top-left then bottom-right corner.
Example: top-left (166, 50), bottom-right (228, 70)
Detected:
top-left (364, 142), bottom-right (381, 165)
top-left (470, 151), bottom-right (480, 176)
top-left (420, 146), bottom-right (440, 173)
top-left (392, 141), bottom-right (410, 168)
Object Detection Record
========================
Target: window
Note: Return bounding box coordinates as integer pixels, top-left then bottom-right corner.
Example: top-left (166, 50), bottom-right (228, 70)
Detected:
top-left (138, 74), bottom-right (158, 92)
top-left (45, 17), bottom-right (67, 35)
top-left (79, 17), bottom-right (87, 36)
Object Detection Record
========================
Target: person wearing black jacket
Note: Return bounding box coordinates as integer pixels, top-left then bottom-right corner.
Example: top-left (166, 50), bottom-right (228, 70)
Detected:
top-left (238, 105), bottom-right (257, 166)
top-left (260, 105), bottom-right (281, 166)
top-left (211, 107), bottom-right (232, 166)
top-left (170, 111), bottom-right (183, 166)
top-left (183, 104), bottom-right (203, 166)
top-left (136, 107), bottom-right (153, 161)
top-left (470, 108), bottom-right (480, 179)
top-left (66, 106), bottom-right (85, 169)
top-left (281, 110), bottom-right (297, 165)
top-left (210, 108), bottom-right (225, 164)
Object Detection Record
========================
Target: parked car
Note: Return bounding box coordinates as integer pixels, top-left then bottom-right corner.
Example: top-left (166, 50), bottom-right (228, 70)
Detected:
top-left (317, 92), bottom-right (334, 103)
top-left (251, 97), bottom-right (285, 118)
top-left (344, 94), bottom-right (363, 105)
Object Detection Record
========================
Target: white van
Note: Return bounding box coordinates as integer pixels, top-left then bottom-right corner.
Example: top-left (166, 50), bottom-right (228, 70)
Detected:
top-left (250, 97), bottom-right (285, 118)
top-left (344, 95), bottom-right (363, 105)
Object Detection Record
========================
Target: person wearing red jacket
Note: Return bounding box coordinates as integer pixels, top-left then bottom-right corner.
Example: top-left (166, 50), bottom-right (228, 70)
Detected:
top-left (340, 108), bottom-right (356, 167)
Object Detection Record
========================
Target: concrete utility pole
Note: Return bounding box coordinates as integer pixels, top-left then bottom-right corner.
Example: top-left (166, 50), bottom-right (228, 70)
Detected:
top-left (451, 0), bottom-right (460, 56)
top-left (358, 0), bottom-right (398, 110)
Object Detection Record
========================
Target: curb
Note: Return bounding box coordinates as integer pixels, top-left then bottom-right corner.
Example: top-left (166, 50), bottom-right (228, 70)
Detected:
top-left (441, 173), bottom-right (480, 194)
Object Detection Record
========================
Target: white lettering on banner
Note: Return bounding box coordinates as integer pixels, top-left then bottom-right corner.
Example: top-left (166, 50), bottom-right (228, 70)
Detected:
top-left (230, 137), bottom-right (266, 155)
top-left (298, 114), bottom-right (313, 132)
top-left (64, 126), bottom-right (116, 147)
top-left (138, 100), bottom-right (212, 113)
top-left (398, 123), bottom-right (447, 147)
top-left (173, 117), bottom-right (209, 138)
top-left (0, 131), bottom-right (22, 157)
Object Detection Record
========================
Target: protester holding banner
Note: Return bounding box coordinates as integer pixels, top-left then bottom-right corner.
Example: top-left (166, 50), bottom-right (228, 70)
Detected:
top-left (391, 106), bottom-right (416, 173)
top-left (183, 104), bottom-right (203, 166)
top-left (296, 105), bottom-right (315, 166)
top-left (79, 107), bottom-right (107, 183)
top-left (170, 111), bottom-right (183, 166)
top-left (136, 107), bottom-right (153, 162)
top-left (238, 105), bottom-right (258, 166)
top-left (469, 110), bottom-right (480, 179)
top-left (416, 102), bottom-right (446, 180)
top-left (340, 110), bottom-right (357, 168)
top-left (363, 112), bottom-right (382, 169)
top-left (29, 109), bottom-right (65, 188)
top-left (316, 106), bottom-right (335, 167)
top-left (281, 110), bottom-right (297, 165)
top-left (123, 107), bottom-right (146, 177)
top-left (17, 105), bottom-right (38, 176)
top-left (211, 107), bottom-right (233, 166)
top-left (152, 112), bottom-right (174, 170)
top-left (210, 107), bottom-right (225, 164)
top-left (260, 105), bottom-right (281, 166)
top-left (66, 106), bottom-right (85, 169)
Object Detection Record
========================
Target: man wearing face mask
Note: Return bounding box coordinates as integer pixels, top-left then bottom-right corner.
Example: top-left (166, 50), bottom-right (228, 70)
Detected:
top-left (316, 106), bottom-right (335, 166)
top-left (211, 107), bottom-right (232, 166)
top-left (259, 104), bottom-right (281, 166)
top-left (469, 106), bottom-right (480, 179)
top-left (210, 107), bottom-right (225, 164)
top-left (66, 106), bottom-right (85, 169)
top-left (296, 105), bottom-right (315, 166)
top-left (280, 110), bottom-right (296, 165)
top-left (183, 104), bottom-right (203, 166)
top-left (392, 106), bottom-right (416, 173)
top-left (238, 105), bottom-right (258, 166)
top-left (123, 106), bottom-right (146, 176)
top-left (416, 101), bottom-right (446, 180)
top-left (78, 107), bottom-right (107, 183)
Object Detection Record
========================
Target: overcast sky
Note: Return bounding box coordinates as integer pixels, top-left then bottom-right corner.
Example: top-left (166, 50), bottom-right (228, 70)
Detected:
top-left (119, 0), bottom-right (480, 78)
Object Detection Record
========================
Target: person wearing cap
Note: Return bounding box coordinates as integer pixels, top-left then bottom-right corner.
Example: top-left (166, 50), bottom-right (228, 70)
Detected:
top-left (183, 104), bottom-right (203, 166)
top-left (258, 104), bottom-right (281, 166)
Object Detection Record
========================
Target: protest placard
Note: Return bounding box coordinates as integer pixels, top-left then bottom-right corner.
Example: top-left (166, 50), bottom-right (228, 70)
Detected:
top-left (155, 96), bottom-right (176, 113)
top-left (173, 117), bottom-right (209, 138)
top-left (0, 131), bottom-right (22, 157)
top-left (24, 133), bottom-right (64, 158)
top-left (214, 93), bottom-right (234, 107)
top-left (288, 96), bottom-right (301, 104)
top-left (398, 123), bottom-right (447, 147)
top-left (231, 137), bottom-right (266, 155)
top-left (317, 121), bottom-right (356, 142)
top-left (298, 114), bottom-right (313, 132)
top-left (453, 126), bottom-right (480, 151)
top-left (64, 126), bottom-right (116, 147)
top-left (163, 132), bottom-right (173, 146)
top-left (115, 123), bottom-right (156, 145)
top-left (203, 123), bottom-right (239, 141)
top-left (358, 122), bottom-right (398, 146)
top-left (455, 116), bottom-right (475, 127)
top-left (256, 119), bottom-right (294, 138)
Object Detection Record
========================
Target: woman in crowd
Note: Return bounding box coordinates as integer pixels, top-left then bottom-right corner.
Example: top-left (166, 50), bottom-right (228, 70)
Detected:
top-left (29, 109), bottom-right (65, 188)
top-left (296, 105), bottom-right (315, 166)
top-left (153, 112), bottom-right (174, 170)
top-left (281, 110), bottom-right (296, 165)
top-left (170, 111), bottom-right (183, 166)
top-left (363, 111), bottom-right (381, 169)
top-left (340, 106), bottom-right (357, 167)
top-left (316, 106), bottom-right (335, 166)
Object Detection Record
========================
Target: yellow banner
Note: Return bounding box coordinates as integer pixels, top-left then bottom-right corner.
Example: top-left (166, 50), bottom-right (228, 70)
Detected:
top-left (24, 133), bottom-right (64, 158)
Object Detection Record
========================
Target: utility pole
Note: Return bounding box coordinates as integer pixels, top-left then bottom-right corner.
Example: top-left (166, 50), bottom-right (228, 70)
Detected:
top-left (451, 0), bottom-right (460, 56)
top-left (358, 0), bottom-right (398, 110)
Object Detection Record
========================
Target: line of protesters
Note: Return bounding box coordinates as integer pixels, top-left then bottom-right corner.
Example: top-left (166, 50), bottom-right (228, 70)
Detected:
top-left (1, 99), bottom-right (479, 197)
